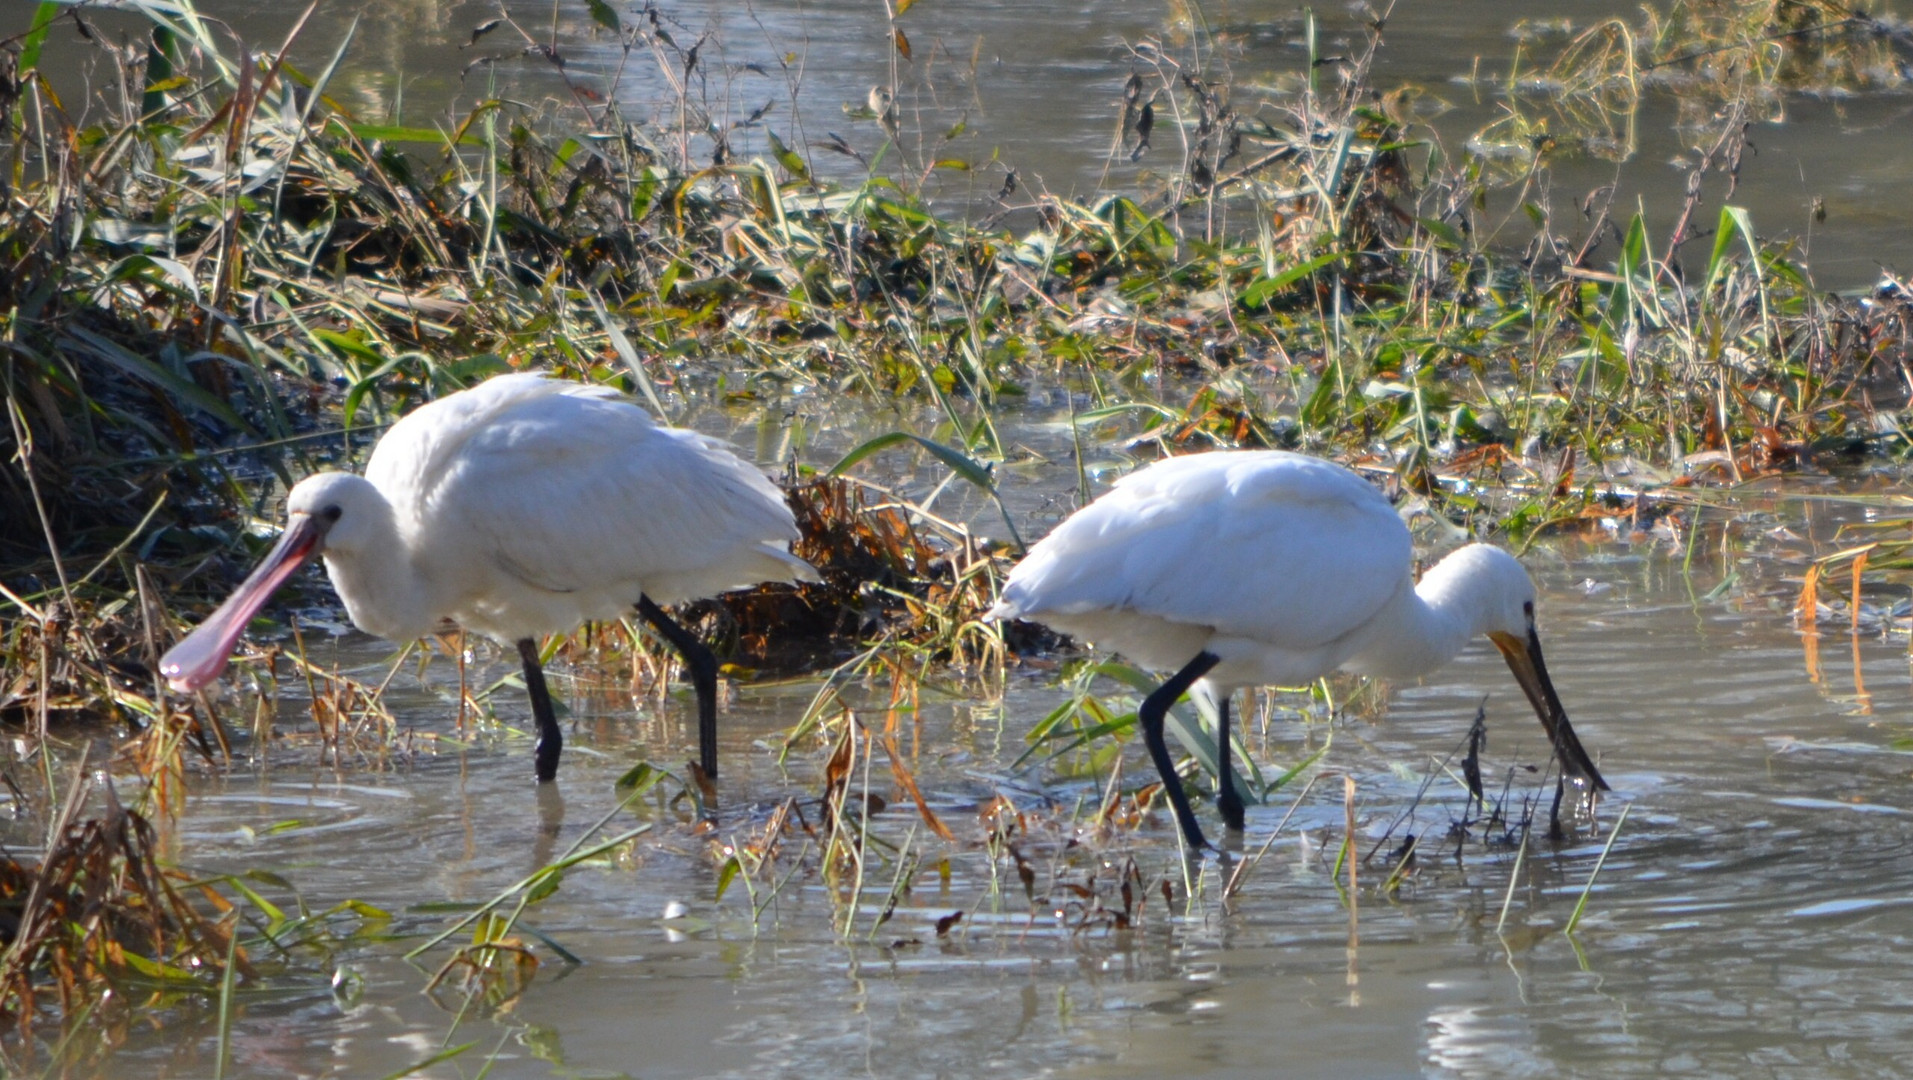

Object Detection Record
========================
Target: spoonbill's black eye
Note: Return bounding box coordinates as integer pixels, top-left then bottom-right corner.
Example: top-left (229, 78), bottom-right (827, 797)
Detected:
top-left (321, 505), bottom-right (343, 522)
top-left (1523, 600), bottom-right (1534, 618)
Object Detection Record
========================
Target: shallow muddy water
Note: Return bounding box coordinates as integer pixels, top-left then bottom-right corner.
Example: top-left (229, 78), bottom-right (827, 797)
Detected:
top-left (28, 473), bottom-right (1913, 1080)
top-left (34, 0), bottom-right (1913, 287)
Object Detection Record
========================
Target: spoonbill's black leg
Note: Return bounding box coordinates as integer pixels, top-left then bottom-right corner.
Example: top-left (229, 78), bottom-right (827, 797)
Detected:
top-left (519, 638), bottom-right (562, 782)
top-left (1216, 693), bottom-right (1246, 833)
top-left (532, 781), bottom-right (566, 870)
top-left (1140, 651), bottom-right (1222, 851)
top-left (636, 595), bottom-right (721, 780)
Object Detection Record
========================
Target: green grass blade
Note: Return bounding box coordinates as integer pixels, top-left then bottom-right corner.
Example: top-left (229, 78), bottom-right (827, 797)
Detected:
top-left (1495, 831), bottom-right (1527, 935)
top-left (213, 924), bottom-right (240, 1080)
top-left (18, 3), bottom-right (61, 75)
top-left (1565, 801), bottom-right (1632, 935)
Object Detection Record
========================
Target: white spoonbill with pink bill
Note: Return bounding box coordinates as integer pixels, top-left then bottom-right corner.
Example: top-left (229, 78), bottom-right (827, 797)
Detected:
top-left (161, 371), bottom-right (818, 782)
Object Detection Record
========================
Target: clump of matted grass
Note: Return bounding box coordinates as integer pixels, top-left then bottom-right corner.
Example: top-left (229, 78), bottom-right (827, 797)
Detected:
top-left (659, 476), bottom-right (1013, 673)
top-left (0, 778), bottom-right (236, 1050)
top-left (0, 757), bottom-right (385, 1070)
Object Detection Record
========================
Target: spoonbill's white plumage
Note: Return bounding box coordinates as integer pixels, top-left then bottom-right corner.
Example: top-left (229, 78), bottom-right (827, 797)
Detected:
top-left (989, 449), bottom-right (1605, 849)
top-left (161, 371), bottom-right (818, 782)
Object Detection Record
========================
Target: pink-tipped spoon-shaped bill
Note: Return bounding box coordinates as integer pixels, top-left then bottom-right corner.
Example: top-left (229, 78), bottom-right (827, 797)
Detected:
top-left (159, 512), bottom-right (331, 693)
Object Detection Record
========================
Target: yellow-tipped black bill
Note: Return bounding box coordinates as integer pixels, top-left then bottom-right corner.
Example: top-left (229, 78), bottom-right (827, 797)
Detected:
top-left (1490, 628), bottom-right (1608, 791)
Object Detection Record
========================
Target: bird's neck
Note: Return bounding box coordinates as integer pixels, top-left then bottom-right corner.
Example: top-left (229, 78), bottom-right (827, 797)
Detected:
top-left (320, 500), bottom-right (436, 642)
top-left (1369, 594), bottom-right (1473, 679)
top-left (1345, 564), bottom-right (1482, 680)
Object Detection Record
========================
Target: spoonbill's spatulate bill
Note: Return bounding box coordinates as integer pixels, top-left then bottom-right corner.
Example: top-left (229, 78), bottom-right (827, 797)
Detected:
top-left (989, 450), bottom-right (1606, 851)
top-left (161, 372), bottom-right (819, 782)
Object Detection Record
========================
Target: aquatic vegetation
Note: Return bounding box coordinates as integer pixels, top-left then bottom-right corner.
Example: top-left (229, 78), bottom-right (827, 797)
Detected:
top-left (0, 760), bottom-right (387, 1069)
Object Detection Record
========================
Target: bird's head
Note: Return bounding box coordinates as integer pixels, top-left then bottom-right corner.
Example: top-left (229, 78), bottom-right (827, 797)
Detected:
top-left (1421, 543), bottom-right (1536, 640)
top-left (286, 472), bottom-right (383, 556)
top-left (158, 472), bottom-right (379, 693)
top-left (1428, 543), bottom-right (1607, 792)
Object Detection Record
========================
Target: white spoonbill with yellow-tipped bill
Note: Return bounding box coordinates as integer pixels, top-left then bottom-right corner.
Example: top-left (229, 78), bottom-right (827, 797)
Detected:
top-left (988, 449), bottom-right (1606, 851)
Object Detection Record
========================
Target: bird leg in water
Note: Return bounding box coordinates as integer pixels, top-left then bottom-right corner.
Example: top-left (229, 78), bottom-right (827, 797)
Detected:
top-left (519, 638), bottom-right (562, 782)
top-left (1140, 651), bottom-right (1222, 851)
top-left (1215, 694), bottom-right (1246, 833)
top-left (636, 595), bottom-right (721, 781)
top-left (533, 781), bottom-right (566, 870)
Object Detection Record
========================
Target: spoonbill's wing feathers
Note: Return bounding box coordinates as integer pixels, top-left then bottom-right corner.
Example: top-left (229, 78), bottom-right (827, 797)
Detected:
top-left (381, 374), bottom-right (812, 608)
top-left (365, 373), bottom-right (618, 508)
top-left (997, 451), bottom-right (1410, 652)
